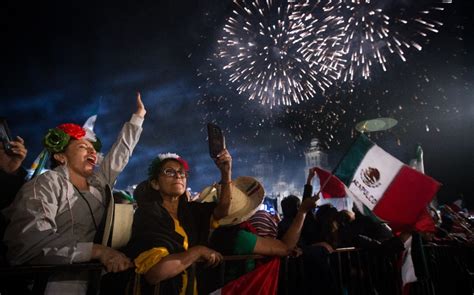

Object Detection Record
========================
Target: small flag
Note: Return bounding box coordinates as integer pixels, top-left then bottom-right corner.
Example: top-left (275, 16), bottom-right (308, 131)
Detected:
top-left (29, 149), bottom-right (49, 179)
top-left (315, 167), bottom-right (347, 198)
top-left (82, 114), bottom-right (97, 131)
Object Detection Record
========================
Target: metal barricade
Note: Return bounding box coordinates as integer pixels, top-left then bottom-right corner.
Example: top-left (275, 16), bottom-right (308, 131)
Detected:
top-left (7, 245), bottom-right (467, 294)
top-left (302, 245), bottom-right (473, 295)
top-left (0, 262), bottom-right (103, 294)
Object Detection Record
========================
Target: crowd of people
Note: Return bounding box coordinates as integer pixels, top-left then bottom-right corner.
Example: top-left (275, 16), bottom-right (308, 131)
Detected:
top-left (0, 94), bottom-right (472, 295)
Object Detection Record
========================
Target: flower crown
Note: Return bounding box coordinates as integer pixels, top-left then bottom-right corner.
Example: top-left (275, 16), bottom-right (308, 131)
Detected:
top-left (43, 123), bottom-right (102, 153)
top-left (148, 152), bottom-right (189, 179)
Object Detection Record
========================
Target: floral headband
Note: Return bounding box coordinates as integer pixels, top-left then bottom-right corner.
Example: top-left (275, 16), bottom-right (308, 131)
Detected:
top-left (148, 152), bottom-right (190, 179)
top-left (43, 123), bottom-right (102, 153)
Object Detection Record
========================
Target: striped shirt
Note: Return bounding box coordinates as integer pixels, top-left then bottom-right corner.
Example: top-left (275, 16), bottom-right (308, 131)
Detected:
top-left (248, 210), bottom-right (278, 239)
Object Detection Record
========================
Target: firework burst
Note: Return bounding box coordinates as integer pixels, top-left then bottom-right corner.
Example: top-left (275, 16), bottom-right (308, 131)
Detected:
top-left (325, 0), bottom-right (449, 82)
top-left (196, 0), bottom-right (455, 150)
top-left (209, 0), bottom-right (450, 106)
top-left (213, 0), bottom-right (342, 107)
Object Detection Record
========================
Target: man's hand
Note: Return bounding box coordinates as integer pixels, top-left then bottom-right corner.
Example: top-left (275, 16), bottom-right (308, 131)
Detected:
top-left (0, 136), bottom-right (27, 174)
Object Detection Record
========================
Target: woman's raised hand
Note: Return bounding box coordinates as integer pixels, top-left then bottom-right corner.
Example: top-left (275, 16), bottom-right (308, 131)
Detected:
top-left (135, 92), bottom-right (147, 118)
top-left (215, 149), bottom-right (232, 183)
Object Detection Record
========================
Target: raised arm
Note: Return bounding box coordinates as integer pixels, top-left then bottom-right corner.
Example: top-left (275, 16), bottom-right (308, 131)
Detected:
top-left (212, 149), bottom-right (232, 220)
top-left (97, 92), bottom-right (146, 185)
top-left (281, 196), bottom-right (317, 249)
top-left (303, 167), bottom-right (317, 199)
top-left (253, 196), bottom-right (318, 256)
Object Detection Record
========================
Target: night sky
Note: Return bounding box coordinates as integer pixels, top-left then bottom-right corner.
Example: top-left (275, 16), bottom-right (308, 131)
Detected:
top-left (2, 0), bottom-right (473, 208)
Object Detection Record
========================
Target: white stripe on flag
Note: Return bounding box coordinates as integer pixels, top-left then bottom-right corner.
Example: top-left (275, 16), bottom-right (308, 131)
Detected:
top-left (348, 145), bottom-right (404, 210)
top-left (402, 235), bottom-right (418, 286)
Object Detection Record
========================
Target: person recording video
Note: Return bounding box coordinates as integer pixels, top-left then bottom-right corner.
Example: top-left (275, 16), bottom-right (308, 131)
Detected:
top-left (0, 122), bottom-right (28, 270)
top-left (0, 134), bottom-right (28, 210)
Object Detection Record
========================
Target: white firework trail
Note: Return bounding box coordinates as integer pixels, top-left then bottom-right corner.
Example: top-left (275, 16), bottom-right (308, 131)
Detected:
top-left (214, 0), bottom-right (342, 107)
top-left (323, 0), bottom-right (449, 82)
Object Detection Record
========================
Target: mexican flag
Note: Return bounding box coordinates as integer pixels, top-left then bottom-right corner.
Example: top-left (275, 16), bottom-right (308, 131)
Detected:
top-left (334, 135), bottom-right (440, 228)
top-left (210, 258), bottom-right (280, 295)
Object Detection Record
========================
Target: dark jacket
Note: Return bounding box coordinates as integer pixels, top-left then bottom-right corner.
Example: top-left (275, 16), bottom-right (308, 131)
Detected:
top-left (124, 181), bottom-right (216, 295)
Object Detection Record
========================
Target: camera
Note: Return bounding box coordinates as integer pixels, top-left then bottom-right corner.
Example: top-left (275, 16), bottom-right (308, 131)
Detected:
top-left (0, 118), bottom-right (14, 156)
top-left (207, 123), bottom-right (225, 159)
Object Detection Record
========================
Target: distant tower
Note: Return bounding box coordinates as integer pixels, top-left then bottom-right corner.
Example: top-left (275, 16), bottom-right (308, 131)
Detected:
top-left (252, 151), bottom-right (274, 192)
top-left (304, 138), bottom-right (329, 171)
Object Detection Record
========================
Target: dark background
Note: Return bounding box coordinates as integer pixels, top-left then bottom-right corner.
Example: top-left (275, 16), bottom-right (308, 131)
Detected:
top-left (2, 0), bottom-right (473, 208)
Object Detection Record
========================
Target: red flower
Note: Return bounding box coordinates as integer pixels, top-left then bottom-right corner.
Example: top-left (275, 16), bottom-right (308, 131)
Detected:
top-left (57, 123), bottom-right (86, 139)
top-left (177, 157), bottom-right (190, 171)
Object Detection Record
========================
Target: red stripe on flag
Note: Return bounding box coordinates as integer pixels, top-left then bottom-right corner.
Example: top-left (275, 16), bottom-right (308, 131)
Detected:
top-left (373, 166), bottom-right (440, 229)
top-left (414, 208), bottom-right (436, 233)
top-left (221, 258), bottom-right (280, 295)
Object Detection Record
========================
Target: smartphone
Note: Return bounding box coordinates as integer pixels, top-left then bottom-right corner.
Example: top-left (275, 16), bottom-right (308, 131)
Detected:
top-left (207, 123), bottom-right (225, 159)
top-left (0, 118), bottom-right (14, 155)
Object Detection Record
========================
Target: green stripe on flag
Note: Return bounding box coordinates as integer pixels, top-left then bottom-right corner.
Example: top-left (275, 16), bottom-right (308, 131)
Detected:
top-left (335, 134), bottom-right (374, 186)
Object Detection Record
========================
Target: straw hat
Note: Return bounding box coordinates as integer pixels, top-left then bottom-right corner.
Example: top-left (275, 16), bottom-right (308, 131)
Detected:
top-left (199, 176), bottom-right (265, 226)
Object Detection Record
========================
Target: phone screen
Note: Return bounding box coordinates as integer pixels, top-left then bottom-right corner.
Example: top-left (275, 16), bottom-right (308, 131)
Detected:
top-left (207, 123), bottom-right (225, 159)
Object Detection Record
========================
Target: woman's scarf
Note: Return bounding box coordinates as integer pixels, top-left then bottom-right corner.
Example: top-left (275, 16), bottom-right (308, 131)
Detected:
top-left (125, 180), bottom-right (216, 295)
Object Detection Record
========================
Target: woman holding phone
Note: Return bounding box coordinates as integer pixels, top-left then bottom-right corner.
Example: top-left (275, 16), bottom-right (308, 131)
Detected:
top-left (123, 148), bottom-right (232, 295)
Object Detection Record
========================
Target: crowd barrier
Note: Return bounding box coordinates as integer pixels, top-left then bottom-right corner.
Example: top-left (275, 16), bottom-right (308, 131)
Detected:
top-left (0, 262), bottom-right (103, 295)
top-left (0, 245), bottom-right (472, 294)
top-left (279, 245), bottom-right (473, 295)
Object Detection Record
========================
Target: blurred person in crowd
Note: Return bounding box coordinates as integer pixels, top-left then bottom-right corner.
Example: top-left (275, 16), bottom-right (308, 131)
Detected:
top-left (0, 132), bottom-right (28, 294)
top-left (3, 93), bottom-right (145, 294)
top-left (300, 168), bottom-right (341, 295)
top-left (300, 167), bottom-right (329, 246)
top-left (278, 195), bottom-right (301, 239)
top-left (0, 134), bottom-right (28, 255)
top-left (436, 205), bottom-right (473, 246)
top-left (336, 209), bottom-right (404, 252)
top-left (208, 178), bottom-right (317, 284)
top-left (0, 134), bottom-right (28, 210)
top-left (248, 205), bottom-right (278, 239)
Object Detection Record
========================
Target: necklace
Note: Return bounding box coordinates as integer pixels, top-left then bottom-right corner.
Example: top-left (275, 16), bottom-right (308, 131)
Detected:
top-left (72, 185), bottom-right (99, 232)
